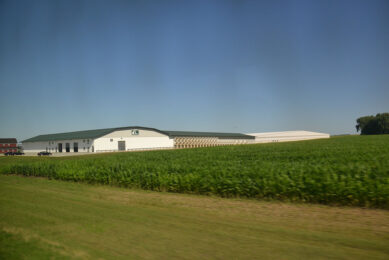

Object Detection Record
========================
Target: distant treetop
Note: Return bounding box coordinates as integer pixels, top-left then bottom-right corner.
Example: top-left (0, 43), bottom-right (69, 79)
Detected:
top-left (356, 113), bottom-right (389, 135)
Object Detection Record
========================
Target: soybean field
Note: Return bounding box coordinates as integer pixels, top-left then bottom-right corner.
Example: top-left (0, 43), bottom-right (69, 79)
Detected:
top-left (1, 135), bottom-right (388, 208)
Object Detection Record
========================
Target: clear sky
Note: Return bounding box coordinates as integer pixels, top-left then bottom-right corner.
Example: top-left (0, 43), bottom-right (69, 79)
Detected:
top-left (0, 0), bottom-right (388, 140)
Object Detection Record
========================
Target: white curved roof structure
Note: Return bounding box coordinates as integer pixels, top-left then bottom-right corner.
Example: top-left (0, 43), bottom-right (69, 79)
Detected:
top-left (246, 131), bottom-right (330, 143)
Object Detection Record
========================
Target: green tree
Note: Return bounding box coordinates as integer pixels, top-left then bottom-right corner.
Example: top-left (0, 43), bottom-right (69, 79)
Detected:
top-left (376, 113), bottom-right (389, 134)
top-left (356, 113), bottom-right (389, 135)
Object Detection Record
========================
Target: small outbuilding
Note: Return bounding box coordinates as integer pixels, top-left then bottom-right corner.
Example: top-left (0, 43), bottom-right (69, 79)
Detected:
top-left (0, 138), bottom-right (18, 154)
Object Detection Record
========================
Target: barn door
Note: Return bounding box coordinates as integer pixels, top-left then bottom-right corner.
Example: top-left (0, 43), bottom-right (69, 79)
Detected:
top-left (118, 141), bottom-right (126, 151)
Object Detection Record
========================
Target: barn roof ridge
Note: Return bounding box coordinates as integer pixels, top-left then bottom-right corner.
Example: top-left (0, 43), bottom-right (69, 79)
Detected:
top-left (22, 126), bottom-right (254, 142)
top-left (161, 130), bottom-right (254, 139)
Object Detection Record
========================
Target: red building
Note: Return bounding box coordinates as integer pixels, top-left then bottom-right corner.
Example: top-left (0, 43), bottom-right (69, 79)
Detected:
top-left (0, 138), bottom-right (17, 154)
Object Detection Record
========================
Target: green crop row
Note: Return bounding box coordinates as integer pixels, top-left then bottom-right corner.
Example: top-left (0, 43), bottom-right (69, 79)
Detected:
top-left (1, 135), bottom-right (388, 208)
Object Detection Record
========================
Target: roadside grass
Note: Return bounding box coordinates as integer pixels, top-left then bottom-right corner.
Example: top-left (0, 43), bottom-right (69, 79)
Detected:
top-left (1, 175), bottom-right (389, 259)
top-left (0, 230), bottom-right (67, 260)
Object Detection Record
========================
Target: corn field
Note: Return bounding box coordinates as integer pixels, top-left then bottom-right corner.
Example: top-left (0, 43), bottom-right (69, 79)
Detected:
top-left (1, 135), bottom-right (388, 208)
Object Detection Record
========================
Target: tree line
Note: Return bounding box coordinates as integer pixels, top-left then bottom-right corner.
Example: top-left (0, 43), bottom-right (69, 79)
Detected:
top-left (356, 113), bottom-right (389, 135)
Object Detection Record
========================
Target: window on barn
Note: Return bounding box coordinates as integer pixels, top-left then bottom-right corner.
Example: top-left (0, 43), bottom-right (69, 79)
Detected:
top-left (131, 129), bottom-right (139, 135)
top-left (110, 139), bottom-right (113, 142)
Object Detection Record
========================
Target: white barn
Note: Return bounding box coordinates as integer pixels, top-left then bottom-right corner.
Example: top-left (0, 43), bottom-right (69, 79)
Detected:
top-left (247, 130), bottom-right (330, 143)
top-left (22, 126), bottom-right (255, 154)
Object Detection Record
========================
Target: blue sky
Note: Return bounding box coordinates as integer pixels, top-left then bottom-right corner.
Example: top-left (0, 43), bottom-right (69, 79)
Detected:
top-left (0, 0), bottom-right (388, 140)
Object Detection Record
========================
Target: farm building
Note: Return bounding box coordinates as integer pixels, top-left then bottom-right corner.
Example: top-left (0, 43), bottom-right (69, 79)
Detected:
top-left (0, 138), bottom-right (18, 154)
top-left (247, 131), bottom-right (330, 143)
top-left (22, 126), bottom-right (255, 154)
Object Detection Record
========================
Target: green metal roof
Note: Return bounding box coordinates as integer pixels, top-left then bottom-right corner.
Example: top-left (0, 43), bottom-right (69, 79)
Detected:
top-left (22, 126), bottom-right (254, 142)
top-left (22, 128), bottom-right (114, 142)
top-left (22, 126), bottom-right (164, 142)
top-left (162, 130), bottom-right (255, 139)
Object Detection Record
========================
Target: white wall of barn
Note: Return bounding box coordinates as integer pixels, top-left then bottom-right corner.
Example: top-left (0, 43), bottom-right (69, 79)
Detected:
top-left (216, 138), bottom-right (255, 145)
top-left (22, 139), bottom-right (94, 153)
top-left (94, 129), bottom-right (174, 152)
top-left (22, 129), bottom-right (175, 153)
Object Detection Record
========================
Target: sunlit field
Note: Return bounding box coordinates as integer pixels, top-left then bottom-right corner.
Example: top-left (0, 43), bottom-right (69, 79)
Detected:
top-left (1, 175), bottom-right (388, 259)
top-left (1, 135), bottom-right (388, 208)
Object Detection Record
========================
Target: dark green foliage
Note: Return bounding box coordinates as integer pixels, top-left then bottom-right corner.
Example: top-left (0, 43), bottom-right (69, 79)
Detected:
top-left (1, 136), bottom-right (389, 208)
top-left (356, 113), bottom-right (389, 135)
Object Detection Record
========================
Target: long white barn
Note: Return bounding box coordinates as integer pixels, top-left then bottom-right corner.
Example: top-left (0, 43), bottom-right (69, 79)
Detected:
top-left (247, 130), bottom-right (330, 143)
top-left (22, 126), bottom-right (255, 154)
